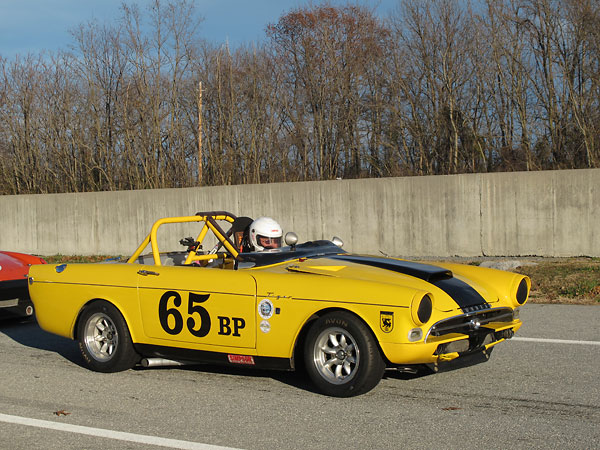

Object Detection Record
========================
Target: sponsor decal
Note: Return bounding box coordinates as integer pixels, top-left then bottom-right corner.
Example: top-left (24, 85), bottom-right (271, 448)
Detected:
top-left (260, 320), bottom-right (271, 333)
top-left (258, 299), bottom-right (274, 319)
top-left (227, 354), bottom-right (255, 365)
top-left (380, 311), bottom-right (394, 333)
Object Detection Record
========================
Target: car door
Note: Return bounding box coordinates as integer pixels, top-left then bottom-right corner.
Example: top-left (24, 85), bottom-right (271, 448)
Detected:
top-left (137, 265), bottom-right (257, 349)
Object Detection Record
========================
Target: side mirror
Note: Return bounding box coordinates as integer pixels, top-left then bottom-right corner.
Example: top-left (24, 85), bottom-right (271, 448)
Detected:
top-left (285, 232), bottom-right (298, 248)
top-left (331, 236), bottom-right (344, 247)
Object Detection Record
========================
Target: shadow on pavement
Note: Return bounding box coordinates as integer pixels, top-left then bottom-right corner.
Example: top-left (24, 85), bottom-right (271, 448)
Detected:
top-left (0, 316), bottom-right (85, 367)
top-left (383, 368), bottom-right (434, 381)
top-left (134, 361), bottom-right (321, 394)
top-left (0, 315), bottom-right (318, 393)
top-left (0, 316), bottom-right (435, 395)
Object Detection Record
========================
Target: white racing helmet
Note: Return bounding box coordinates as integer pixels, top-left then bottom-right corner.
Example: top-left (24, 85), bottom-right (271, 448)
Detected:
top-left (249, 217), bottom-right (283, 251)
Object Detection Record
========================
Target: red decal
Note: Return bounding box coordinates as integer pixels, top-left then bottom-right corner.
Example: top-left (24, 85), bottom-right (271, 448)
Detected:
top-left (227, 354), bottom-right (255, 365)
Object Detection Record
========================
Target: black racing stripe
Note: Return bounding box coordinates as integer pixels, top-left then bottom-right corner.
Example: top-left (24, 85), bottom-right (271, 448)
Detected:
top-left (330, 255), bottom-right (452, 282)
top-left (329, 255), bottom-right (489, 312)
top-left (431, 277), bottom-right (491, 312)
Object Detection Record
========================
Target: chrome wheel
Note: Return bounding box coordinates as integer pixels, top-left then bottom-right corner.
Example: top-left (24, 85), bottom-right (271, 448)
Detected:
top-left (312, 327), bottom-right (360, 385)
top-left (304, 312), bottom-right (385, 397)
top-left (83, 312), bottom-right (119, 362)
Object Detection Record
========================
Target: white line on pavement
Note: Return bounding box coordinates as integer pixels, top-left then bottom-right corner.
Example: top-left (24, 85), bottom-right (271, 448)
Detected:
top-left (512, 337), bottom-right (600, 346)
top-left (0, 413), bottom-right (239, 450)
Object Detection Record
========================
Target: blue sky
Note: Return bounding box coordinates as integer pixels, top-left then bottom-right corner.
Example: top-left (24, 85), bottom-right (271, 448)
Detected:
top-left (0, 0), bottom-right (399, 58)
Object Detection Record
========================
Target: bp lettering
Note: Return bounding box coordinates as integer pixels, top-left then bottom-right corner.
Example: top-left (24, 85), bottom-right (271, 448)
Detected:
top-left (218, 316), bottom-right (246, 336)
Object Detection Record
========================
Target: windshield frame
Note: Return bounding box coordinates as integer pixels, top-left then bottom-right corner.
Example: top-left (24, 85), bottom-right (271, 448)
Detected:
top-left (236, 240), bottom-right (345, 267)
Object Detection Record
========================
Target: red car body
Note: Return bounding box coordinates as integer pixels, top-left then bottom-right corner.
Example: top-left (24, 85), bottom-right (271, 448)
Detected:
top-left (0, 251), bottom-right (46, 318)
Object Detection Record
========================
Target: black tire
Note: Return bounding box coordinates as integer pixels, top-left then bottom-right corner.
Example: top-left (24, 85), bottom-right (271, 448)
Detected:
top-left (77, 300), bottom-right (139, 373)
top-left (304, 311), bottom-right (385, 397)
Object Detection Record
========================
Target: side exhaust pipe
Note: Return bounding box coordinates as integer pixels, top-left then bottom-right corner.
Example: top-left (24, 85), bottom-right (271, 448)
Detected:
top-left (140, 358), bottom-right (189, 368)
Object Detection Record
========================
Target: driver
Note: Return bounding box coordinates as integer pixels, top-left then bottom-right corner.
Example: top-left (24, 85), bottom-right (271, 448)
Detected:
top-left (249, 217), bottom-right (283, 251)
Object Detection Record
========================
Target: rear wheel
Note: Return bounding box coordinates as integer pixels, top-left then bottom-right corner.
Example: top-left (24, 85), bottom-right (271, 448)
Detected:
top-left (304, 311), bottom-right (385, 397)
top-left (77, 301), bottom-right (139, 372)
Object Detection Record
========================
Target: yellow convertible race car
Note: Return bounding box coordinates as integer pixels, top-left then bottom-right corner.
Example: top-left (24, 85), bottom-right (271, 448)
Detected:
top-left (29, 211), bottom-right (529, 397)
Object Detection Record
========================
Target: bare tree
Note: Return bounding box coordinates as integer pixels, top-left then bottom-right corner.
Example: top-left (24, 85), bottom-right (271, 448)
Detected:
top-left (0, 0), bottom-right (598, 195)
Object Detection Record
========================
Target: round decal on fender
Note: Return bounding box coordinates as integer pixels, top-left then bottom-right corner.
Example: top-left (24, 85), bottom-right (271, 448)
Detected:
top-left (258, 299), bottom-right (274, 319)
top-left (260, 320), bottom-right (271, 333)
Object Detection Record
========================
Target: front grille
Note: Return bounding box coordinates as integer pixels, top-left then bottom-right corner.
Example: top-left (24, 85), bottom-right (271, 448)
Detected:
top-left (462, 302), bottom-right (491, 313)
top-left (427, 307), bottom-right (514, 339)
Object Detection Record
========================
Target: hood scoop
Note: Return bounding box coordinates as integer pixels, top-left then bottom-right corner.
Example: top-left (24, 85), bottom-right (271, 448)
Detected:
top-left (330, 255), bottom-right (452, 282)
top-left (286, 265), bottom-right (345, 276)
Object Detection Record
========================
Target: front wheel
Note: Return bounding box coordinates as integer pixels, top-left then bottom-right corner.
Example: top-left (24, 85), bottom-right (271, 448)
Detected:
top-left (304, 311), bottom-right (385, 397)
top-left (77, 301), bottom-right (139, 372)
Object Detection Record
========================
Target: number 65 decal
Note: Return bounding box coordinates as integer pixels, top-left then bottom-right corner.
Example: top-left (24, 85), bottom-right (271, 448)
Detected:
top-left (158, 291), bottom-right (211, 337)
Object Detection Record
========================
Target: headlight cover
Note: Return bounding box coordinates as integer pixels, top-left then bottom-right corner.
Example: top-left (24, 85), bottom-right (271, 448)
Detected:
top-left (516, 278), bottom-right (529, 304)
top-left (411, 293), bottom-right (433, 325)
top-left (511, 276), bottom-right (530, 307)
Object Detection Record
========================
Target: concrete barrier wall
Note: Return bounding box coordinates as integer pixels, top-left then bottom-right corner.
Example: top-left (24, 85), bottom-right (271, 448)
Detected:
top-left (1, 169), bottom-right (598, 257)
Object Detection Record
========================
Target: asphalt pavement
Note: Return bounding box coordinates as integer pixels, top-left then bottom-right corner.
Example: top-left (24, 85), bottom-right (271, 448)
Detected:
top-left (0, 304), bottom-right (599, 450)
